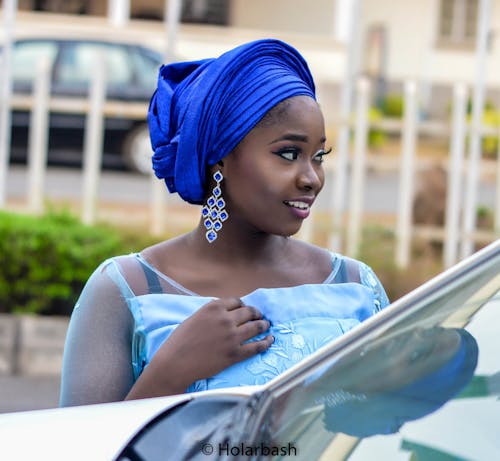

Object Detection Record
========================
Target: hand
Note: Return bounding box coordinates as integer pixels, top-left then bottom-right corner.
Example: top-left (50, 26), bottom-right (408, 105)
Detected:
top-left (164, 297), bottom-right (273, 381)
top-left (127, 298), bottom-right (273, 399)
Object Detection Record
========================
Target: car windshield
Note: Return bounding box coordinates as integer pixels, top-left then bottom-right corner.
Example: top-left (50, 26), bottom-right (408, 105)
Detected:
top-left (12, 40), bottom-right (58, 86)
top-left (131, 46), bottom-right (163, 89)
top-left (244, 240), bottom-right (500, 460)
top-left (57, 41), bottom-right (133, 87)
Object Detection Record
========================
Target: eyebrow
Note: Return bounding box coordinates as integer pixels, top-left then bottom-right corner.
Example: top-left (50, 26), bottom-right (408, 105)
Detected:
top-left (269, 134), bottom-right (327, 144)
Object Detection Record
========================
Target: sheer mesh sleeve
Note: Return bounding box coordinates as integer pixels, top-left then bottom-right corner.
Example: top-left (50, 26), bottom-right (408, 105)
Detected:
top-left (331, 253), bottom-right (390, 314)
top-left (59, 259), bottom-right (136, 407)
top-left (358, 262), bottom-right (390, 313)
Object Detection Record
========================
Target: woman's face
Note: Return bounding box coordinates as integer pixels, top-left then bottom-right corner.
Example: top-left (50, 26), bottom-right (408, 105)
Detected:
top-left (220, 96), bottom-right (328, 237)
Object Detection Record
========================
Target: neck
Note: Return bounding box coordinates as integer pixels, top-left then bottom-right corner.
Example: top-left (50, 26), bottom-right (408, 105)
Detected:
top-left (189, 218), bottom-right (290, 264)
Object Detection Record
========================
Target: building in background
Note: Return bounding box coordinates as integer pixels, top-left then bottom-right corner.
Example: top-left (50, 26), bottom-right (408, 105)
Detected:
top-left (10, 0), bottom-right (500, 118)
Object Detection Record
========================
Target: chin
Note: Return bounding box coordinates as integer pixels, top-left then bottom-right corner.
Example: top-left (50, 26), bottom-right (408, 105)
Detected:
top-left (275, 224), bottom-right (302, 238)
top-left (252, 218), bottom-right (302, 238)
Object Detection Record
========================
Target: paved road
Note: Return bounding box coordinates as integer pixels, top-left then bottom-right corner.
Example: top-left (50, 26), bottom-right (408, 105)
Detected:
top-left (0, 375), bottom-right (60, 414)
top-left (5, 162), bottom-right (496, 215)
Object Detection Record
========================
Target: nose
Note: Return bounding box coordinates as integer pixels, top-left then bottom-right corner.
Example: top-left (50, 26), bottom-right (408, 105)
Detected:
top-left (297, 161), bottom-right (323, 192)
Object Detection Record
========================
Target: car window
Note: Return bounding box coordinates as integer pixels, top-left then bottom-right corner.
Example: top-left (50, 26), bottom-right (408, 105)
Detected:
top-left (131, 46), bottom-right (162, 90)
top-left (12, 40), bottom-right (58, 85)
top-left (245, 242), bottom-right (500, 460)
top-left (56, 41), bottom-right (133, 88)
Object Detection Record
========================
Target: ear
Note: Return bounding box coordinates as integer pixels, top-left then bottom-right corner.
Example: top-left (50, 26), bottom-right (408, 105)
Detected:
top-left (216, 160), bottom-right (226, 177)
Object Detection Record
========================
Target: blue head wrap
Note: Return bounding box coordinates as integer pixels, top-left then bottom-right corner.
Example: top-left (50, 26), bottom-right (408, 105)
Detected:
top-left (147, 39), bottom-right (316, 204)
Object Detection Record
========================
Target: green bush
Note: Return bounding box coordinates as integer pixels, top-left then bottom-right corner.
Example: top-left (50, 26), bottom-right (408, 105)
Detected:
top-left (357, 226), bottom-right (443, 302)
top-left (368, 106), bottom-right (387, 149)
top-left (380, 94), bottom-right (404, 118)
top-left (0, 210), bottom-right (153, 316)
top-left (451, 98), bottom-right (499, 158)
top-left (364, 94), bottom-right (404, 151)
top-left (480, 108), bottom-right (499, 157)
top-left (350, 106), bottom-right (387, 150)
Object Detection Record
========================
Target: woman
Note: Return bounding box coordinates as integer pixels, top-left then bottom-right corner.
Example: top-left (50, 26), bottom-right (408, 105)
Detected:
top-left (60, 39), bottom-right (389, 407)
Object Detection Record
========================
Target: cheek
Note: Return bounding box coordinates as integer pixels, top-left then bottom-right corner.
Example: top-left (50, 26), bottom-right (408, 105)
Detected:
top-left (227, 173), bottom-right (272, 205)
top-left (226, 159), bottom-right (273, 194)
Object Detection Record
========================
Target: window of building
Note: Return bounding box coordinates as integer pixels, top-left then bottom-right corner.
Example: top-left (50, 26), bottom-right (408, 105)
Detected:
top-left (438, 0), bottom-right (478, 48)
top-left (31, 0), bottom-right (87, 14)
top-left (181, 0), bottom-right (229, 25)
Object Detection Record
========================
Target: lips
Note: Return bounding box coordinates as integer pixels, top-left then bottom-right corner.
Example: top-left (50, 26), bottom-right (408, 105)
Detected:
top-left (283, 197), bottom-right (315, 219)
top-left (283, 196), bottom-right (315, 210)
top-left (283, 200), bottom-right (311, 211)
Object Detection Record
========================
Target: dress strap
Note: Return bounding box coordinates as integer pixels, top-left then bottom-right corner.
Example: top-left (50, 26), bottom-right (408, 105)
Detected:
top-left (334, 259), bottom-right (349, 283)
top-left (140, 261), bottom-right (164, 294)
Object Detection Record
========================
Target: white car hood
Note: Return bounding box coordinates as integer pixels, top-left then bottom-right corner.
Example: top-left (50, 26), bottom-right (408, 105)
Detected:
top-left (0, 387), bottom-right (258, 461)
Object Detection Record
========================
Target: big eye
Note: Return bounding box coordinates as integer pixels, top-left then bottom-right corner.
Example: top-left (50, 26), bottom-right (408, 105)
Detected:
top-left (313, 147), bottom-right (333, 163)
top-left (273, 146), bottom-right (301, 161)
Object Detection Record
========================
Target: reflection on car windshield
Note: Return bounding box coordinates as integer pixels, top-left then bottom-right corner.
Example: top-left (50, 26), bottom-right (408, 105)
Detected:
top-left (12, 40), bottom-right (58, 85)
top-left (250, 241), bottom-right (500, 460)
top-left (57, 42), bottom-right (133, 87)
top-left (132, 47), bottom-right (162, 89)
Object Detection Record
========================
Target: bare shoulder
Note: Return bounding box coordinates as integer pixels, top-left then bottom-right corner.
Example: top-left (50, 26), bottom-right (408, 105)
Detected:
top-left (141, 234), bottom-right (189, 264)
top-left (286, 238), bottom-right (333, 280)
top-left (139, 233), bottom-right (199, 279)
top-left (288, 238), bottom-right (331, 261)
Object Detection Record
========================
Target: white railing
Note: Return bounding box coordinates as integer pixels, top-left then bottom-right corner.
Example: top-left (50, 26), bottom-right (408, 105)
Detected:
top-left (1, 56), bottom-right (499, 269)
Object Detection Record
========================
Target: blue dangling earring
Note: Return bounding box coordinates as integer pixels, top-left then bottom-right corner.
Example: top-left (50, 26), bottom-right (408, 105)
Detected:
top-left (202, 170), bottom-right (229, 243)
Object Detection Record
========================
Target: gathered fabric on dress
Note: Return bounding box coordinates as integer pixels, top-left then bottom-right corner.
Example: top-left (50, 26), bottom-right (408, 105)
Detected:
top-left (102, 252), bottom-right (389, 393)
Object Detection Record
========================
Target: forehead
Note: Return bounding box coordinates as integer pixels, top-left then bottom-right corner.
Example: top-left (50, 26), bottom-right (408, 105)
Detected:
top-left (258, 96), bottom-right (323, 129)
top-left (247, 96), bottom-right (325, 141)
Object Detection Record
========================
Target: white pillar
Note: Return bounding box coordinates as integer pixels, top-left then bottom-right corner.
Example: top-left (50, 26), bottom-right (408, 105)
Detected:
top-left (334, 0), bottom-right (354, 42)
top-left (108, 0), bottom-right (130, 27)
top-left (27, 57), bottom-right (51, 214)
top-left (495, 125), bottom-right (500, 233)
top-left (395, 81), bottom-right (418, 268)
top-left (165, 0), bottom-right (182, 62)
top-left (150, 0), bottom-right (183, 236)
top-left (82, 52), bottom-right (106, 225)
top-left (346, 77), bottom-right (370, 258)
top-left (460, 0), bottom-right (491, 258)
top-left (444, 83), bottom-right (468, 268)
top-left (328, 0), bottom-right (361, 251)
top-left (0, 0), bottom-right (17, 208)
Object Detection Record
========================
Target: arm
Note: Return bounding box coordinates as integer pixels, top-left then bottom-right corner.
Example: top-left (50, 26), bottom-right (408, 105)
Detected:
top-left (59, 262), bottom-right (135, 406)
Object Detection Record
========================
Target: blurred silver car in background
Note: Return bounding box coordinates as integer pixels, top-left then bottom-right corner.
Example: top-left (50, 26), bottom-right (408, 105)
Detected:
top-left (6, 35), bottom-right (163, 174)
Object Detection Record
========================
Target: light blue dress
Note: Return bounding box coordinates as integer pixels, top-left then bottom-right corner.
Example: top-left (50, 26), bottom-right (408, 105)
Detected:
top-left (111, 252), bottom-right (389, 392)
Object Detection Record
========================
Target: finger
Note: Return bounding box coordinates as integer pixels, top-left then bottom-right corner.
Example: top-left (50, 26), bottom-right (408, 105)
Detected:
top-left (238, 335), bottom-right (274, 361)
top-left (202, 297), bottom-right (243, 313)
top-left (238, 319), bottom-right (271, 342)
top-left (231, 305), bottom-right (263, 325)
top-left (217, 297), bottom-right (245, 311)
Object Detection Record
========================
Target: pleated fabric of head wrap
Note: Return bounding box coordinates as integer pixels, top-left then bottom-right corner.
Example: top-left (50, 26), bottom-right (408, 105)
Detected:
top-left (148, 39), bottom-right (316, 204)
